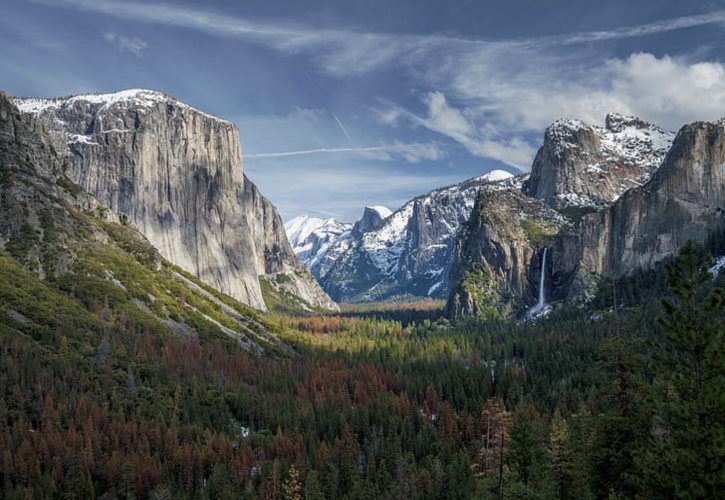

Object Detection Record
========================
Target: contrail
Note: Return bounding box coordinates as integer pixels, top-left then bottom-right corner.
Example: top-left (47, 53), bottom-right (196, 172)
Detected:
top-left (333, 113), bottom-right (352, 142)
top-left (246, 144), bottom-right (421, 158)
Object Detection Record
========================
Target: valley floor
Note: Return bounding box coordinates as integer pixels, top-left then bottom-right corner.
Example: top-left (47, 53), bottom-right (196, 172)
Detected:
top-left (1, 243), bottom-right (724, 499)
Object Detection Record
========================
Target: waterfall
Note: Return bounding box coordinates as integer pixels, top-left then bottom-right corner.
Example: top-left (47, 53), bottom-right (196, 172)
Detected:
top-left (527, 248), bottom-right (548, 318)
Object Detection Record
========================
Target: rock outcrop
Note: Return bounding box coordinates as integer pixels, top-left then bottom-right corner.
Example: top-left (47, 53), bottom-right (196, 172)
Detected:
top-left (351, 206), bottom-right (391, 237)
top-left (553, 119), bottom-right (725, 297)
top-left (445, 184), bottom-right (568, 319)
top-left (523, 114), bottom-right (673, 210)
top-left (449, 115), bottom-right (725, 319)
top-left (244, 177), bottom-right (339, 311)
top-left (13, 89), bottom-right (337, 311)
top-left (0, 91), bottom-right (287, 351)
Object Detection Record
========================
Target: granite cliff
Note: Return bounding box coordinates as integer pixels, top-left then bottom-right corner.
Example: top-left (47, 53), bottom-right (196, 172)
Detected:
top-left (550, 119), bottom-right (725, 301)
top-left (445, 183), bottom-right (568, 319)
top-left (523, 114), bottom-right (673, 210)
top-left (448, 115), bottom-right (725, 318)
top-left (13, 89), bottom-right (337, 312)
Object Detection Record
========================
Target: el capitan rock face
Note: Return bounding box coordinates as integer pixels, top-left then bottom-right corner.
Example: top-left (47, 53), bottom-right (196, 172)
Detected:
top-left (13, 89), bottom-right (337, 311)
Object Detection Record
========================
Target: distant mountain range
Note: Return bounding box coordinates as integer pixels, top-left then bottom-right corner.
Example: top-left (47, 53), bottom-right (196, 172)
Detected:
top-left (286, 170), bottom-right (516, 303)
top-left (5, 87), bottom-right (723, 320)
top-left (288, 114), bottom-right (724, 318)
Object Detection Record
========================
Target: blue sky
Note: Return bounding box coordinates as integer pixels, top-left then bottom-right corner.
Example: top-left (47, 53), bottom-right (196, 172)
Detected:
top-left (2, 0), bottom-right (725, 221)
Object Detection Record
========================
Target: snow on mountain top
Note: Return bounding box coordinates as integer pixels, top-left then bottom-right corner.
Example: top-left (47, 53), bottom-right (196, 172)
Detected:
top-left (366, 206), bottom-right (392, 219)
top-left (477, 170), bottom-right (514, 183)
top-left (547, 114), bottom-right (674, 168)
top-left (285, 215), bottom-right (350, 248)
top-left (13, 89), bottom-right (230, 123)
top-left (284, 215), bottom-right (352, 253)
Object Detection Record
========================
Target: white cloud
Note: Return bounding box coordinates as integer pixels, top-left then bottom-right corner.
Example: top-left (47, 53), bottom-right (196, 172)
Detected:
top-left (382, 92), bottom-right (536, 170)
top-left (288, 107), bottom-right (325, 121)
top-left (51, 0), bottom-right (725, 166)
top-left (104, 32), bottom-right (147, 56)
top-left (49, 0), bottom-right (725, 76)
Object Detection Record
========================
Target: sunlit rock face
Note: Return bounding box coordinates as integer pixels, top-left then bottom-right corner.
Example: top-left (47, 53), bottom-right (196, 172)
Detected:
top-left (14, 89), bottom-right (337, 311)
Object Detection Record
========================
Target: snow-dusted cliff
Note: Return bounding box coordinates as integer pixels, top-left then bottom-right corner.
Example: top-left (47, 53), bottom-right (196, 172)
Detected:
top-left (13, 89), bottom-right (337, 311)
top-left (523, 114), bottom-right (674, 209)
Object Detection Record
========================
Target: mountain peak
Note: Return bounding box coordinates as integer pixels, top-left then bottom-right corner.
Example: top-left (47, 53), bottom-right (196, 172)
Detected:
top-left (525, 114), bottom-right (675, 209)
top-left (365, 205), bottom-right (392, 219)
top-left (353, 206), bottom-right (391, 236)
top-left (12, 88), bottom-right (230, 123)
top-left (477, 170), bottom-right (514, 183)
top-left (604, 113), bottom-right (666, 134)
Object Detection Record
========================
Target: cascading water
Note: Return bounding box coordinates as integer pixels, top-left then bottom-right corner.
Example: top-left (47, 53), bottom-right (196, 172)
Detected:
top-left (527, 248), bottom-right (548, 318)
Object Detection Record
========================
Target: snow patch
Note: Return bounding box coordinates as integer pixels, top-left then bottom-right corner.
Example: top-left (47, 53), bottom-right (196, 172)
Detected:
top-left (13, 89), bottom-right (231, 123)
top-left (710, 255), bottom-right (725, 277)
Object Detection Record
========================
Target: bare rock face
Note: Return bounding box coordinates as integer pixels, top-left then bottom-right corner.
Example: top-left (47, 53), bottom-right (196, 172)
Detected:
top-left (244, 176), bottom-right (339, 311)
top-left (13, 90), bottom-right (337, 311)
top-left (447, 116), bottom-right (724, 319)
top-left (351, 206), bottom-right (390, 237)
top-left (523, 115), bottom-right (673, 210)
top-left (445, 184), bottom-right (568, 319)
top-left (562, 120), bottom-right (725, 282)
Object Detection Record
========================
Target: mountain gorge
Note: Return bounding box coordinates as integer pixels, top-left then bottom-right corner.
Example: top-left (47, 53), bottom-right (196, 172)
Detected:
top-left (287, 114), bottom-right (723, 319)
top-left (13, 89), bottom-right (336, 312)
top-left (450, 115), bottom-right (725, 318)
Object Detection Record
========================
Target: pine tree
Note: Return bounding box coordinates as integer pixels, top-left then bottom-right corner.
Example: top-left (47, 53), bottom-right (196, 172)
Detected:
top-left (304, 470), bottom-right (324, 500)
top-left (591, 335), bottom-right (651, 498)
top-left (548, 410), bottom-right (575, 500)
top-left (637, 241), bottom-right (725, 498)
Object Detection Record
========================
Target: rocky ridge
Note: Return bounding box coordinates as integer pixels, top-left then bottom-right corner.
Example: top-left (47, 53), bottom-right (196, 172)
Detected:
top-left (523, 114), bottom-right (674, 210)
top-left (297, 170), bottom-right (516, 302)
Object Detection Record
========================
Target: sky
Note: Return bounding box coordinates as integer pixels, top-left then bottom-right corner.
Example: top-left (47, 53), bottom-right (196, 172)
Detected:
top-left (2, 0), bottom-right (725, 221)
